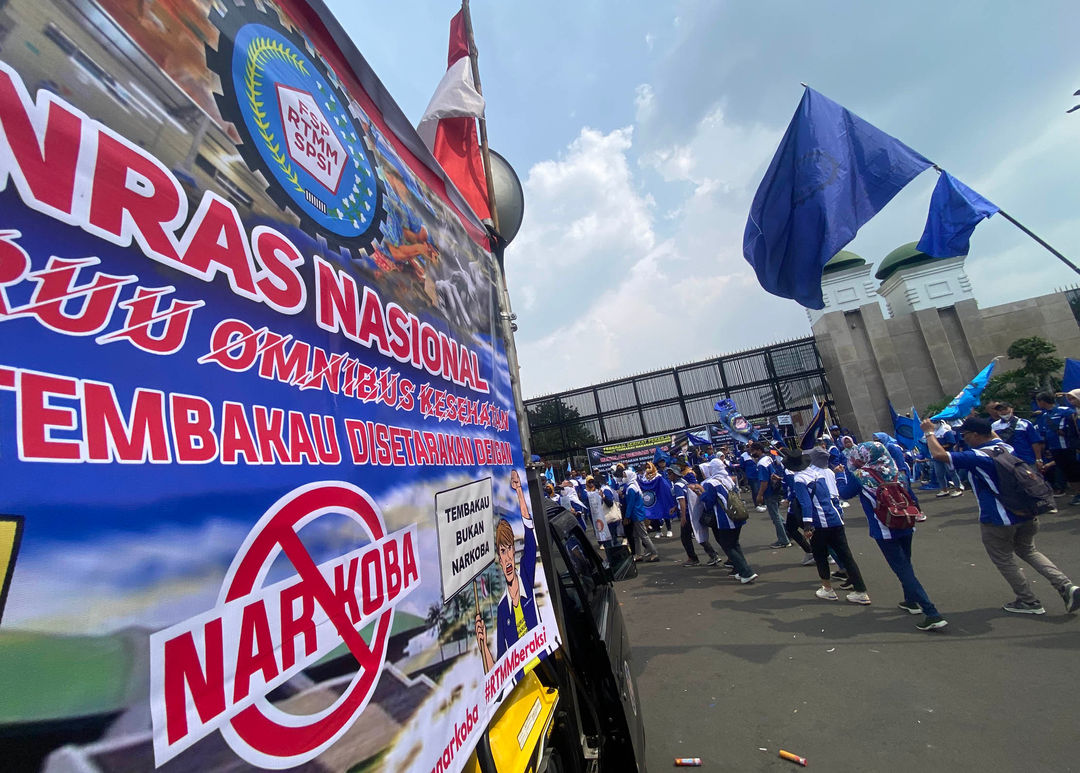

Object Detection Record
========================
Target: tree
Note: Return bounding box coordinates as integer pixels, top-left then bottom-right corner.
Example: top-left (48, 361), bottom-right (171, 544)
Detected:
top-left (526, 400), bottom-right (600, 456)
top-left (982, 336), bottom-right (1064, 415)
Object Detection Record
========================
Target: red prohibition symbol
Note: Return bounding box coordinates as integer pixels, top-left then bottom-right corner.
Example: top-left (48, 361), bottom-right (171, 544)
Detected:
top-left (219, 482), bottom-right (394, 766)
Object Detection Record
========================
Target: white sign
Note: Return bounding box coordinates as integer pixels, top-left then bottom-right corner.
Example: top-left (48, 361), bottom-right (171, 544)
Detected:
top-left (435, 478), bottom-right (494, 600)
top-left (777, 414), bottom-right (793, 425)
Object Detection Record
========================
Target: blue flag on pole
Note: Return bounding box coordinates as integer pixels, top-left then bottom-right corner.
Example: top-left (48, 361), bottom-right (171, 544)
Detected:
top-left (888, 401), bottom-right (922, 451)
top-left (743, 88), bottom-right (932, 309)
top-left (799, 395), bottom-right (826, 450)
top-left (911, 406), bottom-right (928, 457)
top-left (637, 473), bottom-right (676, 521)
top-left (714, 398), bottom-right (758, 442)
top-left (930, 360), bottom-right (998, 421)
top-left (917, 171), bottom-right (999, 258)
top-left (1063, 358), bottom-right (1080, 392)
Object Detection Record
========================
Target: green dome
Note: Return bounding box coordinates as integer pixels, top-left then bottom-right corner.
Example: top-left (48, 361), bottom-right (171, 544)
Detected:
top-left (874, 242), bottom-right (944, 281)
top-left (822, 250), bottom-right (866, 275)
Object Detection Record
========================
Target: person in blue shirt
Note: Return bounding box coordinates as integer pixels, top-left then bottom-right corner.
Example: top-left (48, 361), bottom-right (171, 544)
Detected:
top-left (839, 442), bottom-right (946, 631)
top-left (985, 400), bottom-right (1045, 466)
top-left (923, 416), bottom-right (1080, 615)
top-left (694, 471), bottom-right (757, 583)
top-left (930, 421), bottom-right (964, 498)
top-left (476, 470), bottom-right (540, 678)
top-left (793, 447), bottom-right (871, 604)
top-left (615, 465), bottom-right (659, 562)
top-left (1035, 391), bottom-right (1080, 506)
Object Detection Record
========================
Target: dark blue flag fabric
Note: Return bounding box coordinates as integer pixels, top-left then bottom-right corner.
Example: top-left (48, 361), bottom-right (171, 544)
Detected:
top-left (889, 401), bottom-right (922, 451)
top-left (799, 399), bottom-right (827, 450)
top-left (715, 398), bottom-right (759, 442)
top-left (1063, 358), bottom-right (1080, 392)
top-left (637, 472), bottom-right (676, 521)
top-left (744, 88), bottom-right (932, 309)
top-left (917, 171), bottom-right (998, 258)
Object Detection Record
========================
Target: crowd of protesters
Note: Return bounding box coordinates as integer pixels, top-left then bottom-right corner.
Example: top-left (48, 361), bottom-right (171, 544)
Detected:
top-left (544, 389), bottom-right (1080, 633)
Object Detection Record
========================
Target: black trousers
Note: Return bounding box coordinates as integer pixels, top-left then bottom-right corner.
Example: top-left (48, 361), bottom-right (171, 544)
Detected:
top-left (680, 519), bottom-right (698, 561)
top-left (810, 526), bottom-right (866, 593)
top-left (712, 524), bottom-right (752, 578)
top-left (785, 508), bottom-right (812, 552)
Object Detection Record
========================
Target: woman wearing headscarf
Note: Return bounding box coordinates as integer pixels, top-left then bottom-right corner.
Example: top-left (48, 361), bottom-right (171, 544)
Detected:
top-left (837, 441), bottom-right (947, 631)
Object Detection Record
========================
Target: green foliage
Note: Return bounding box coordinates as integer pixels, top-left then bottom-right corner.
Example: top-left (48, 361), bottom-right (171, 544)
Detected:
top-left (982, 336), bottom-right (1064, 415)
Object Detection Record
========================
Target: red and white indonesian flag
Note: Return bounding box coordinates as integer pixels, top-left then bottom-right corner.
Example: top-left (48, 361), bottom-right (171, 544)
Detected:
top-left (418, 9), bottom-right (491, 222)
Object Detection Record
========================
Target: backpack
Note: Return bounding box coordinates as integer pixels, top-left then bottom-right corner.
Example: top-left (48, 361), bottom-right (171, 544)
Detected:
top-left (863, 470), bottom-right (921, 530)
top-left (725, 485), bottom-right (750, 522)
top-left (988, 446), bottom-right (1055, 516)
top-left (995, 415), bottom-right (1018, 443)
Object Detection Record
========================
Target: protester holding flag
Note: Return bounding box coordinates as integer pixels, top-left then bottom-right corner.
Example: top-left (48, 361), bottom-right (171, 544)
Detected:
top-left (931, 420), bottom-right (965, 498)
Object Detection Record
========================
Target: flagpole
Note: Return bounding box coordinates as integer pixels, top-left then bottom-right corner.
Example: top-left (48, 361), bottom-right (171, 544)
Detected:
top-left (923, 165), bottom-right (1080, 277)
top-left (460, 0), bottom-right (500, 234)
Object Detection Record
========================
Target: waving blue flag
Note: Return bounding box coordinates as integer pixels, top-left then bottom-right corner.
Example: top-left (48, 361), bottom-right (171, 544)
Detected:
top-left (917, 171), bottom-right (998, 258)
top-left (714, 398), bottom-right (758, 442)
top-left (930, 360), bottom-right (998, 421)
top-left (1063, 357), bottom-right (1080, 392)
top-left (637, 473), bottom-right (676, 521)
top-left (743, 88), bottom-right (932, 309)
top-left (799, 396), bottom-right (826, 450)
top-left (888, 401), bottom-right (923, 451)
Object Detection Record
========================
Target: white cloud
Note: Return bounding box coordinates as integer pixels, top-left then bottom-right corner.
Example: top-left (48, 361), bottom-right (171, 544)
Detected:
top-left (644, 32), bottom-right (655, 52)
top-left (507, 109), bottom-right (812, 398)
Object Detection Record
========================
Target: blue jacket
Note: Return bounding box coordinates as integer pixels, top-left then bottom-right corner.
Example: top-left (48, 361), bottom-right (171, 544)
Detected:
top-left (624, 484), bottom-right (646, 522)
top-left (793, 468), bottom-right (845, 528)
top-left (700, 478), bottom-right (737, 530)
top-left (495, 515), bottom-right (539, 681)
top-left (837, 471), bottom-right (914, 541)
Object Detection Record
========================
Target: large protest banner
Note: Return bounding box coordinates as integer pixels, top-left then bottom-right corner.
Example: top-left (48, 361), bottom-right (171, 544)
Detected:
top-left (0, 1), bottom-right (560, 770)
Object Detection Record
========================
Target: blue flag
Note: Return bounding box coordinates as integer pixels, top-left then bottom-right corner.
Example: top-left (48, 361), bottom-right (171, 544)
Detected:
top-left (743, 88), bottom-right (932, 309)
top-left (917, 171), bottom-right (998, 258)
top-left (1063, 357), bottom-right (1080, 392)
top-left (930, 360), bottom-right (998, 421)
top-left (545, 466), bottom-right (554, 483)
top-left (637, 473), bottom-right (676, 521)
top-left (799, 396), bottom-right (826, 450)
top-left (888, 401), bottom-right (920, 451)
top-left (714, 398), bottom-right (758, 442)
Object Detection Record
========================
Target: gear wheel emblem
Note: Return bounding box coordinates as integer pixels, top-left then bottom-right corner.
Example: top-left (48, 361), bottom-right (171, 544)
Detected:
top-left (206, 0), bottom-right (384, 253)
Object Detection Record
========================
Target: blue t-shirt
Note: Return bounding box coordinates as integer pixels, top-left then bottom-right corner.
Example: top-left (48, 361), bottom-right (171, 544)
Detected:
top-left (948, 440), bottom-right (1032, 525)
top-left (992, 416), bottom-right (1043, 464)
top-left (1041, 406), bottom-right (1077, 451)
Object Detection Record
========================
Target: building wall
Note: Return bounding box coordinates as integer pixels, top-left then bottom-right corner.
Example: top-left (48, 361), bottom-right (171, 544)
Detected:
top-left (812, 291), bottom-right (1080, 439)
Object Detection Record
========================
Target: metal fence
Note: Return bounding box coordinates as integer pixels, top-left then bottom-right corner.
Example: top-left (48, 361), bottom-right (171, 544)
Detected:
top-left (524, 336), bottom-right (833, 465)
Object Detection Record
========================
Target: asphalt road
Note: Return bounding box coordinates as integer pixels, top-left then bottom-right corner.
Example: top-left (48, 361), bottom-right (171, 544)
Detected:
top-left (618, 491), bottom-right (1080, 773)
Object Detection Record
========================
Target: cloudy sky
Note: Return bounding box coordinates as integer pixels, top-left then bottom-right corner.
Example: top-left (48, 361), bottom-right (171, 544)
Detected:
top-left (328, 0), bottom-right (1080, 399)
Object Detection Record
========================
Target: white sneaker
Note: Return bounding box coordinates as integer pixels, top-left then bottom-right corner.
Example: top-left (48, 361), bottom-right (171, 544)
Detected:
top-left (840, 501), bottom-right (850, 508)
top-left (739, 573), bottom-right (759, 584)
top-left (666, 529), bottom-right (673, 537)
top-left (801, 553), bottom-right (816, 566)
top-left (815, 586), bottom-right (838, 601)
top-left (846, 592), bottom-right (872, 605)
top-left (755, 505), bottom-right (767, 512)
top-left (949, 489), bottom-right (963, 498)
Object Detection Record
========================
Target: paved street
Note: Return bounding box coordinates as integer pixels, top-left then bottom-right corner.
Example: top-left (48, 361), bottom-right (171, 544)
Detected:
top-left (618, 493), bottom-right (1080, 772)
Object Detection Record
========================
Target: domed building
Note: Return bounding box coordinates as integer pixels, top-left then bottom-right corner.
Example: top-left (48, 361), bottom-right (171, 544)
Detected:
top-left (810, 242), bottom-right (1080, 439)
top-left (806, 250), bottom-right (880, 326)
top-left (873, 242), bottom-right (973, 317)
